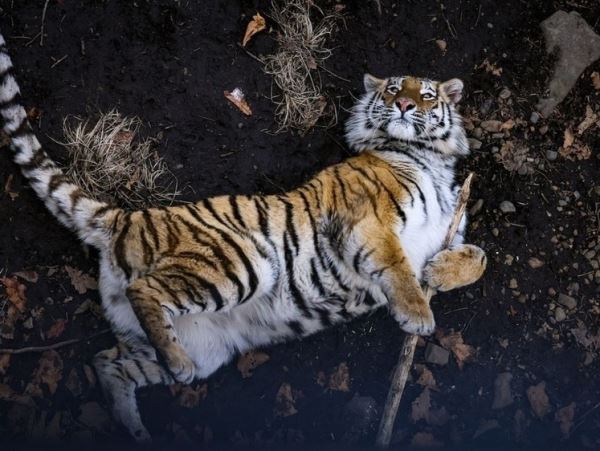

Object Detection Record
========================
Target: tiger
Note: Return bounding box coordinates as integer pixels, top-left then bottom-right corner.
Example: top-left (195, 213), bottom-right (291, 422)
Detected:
top-left (0, 30), bottom-right (486, 441)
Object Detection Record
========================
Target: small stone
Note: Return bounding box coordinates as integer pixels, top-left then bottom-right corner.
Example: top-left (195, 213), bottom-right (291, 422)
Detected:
top-left (425, 343), bottom-right (450, 366)
top-left (492, 228), bottom-right (499, 237)
top-left (468, 138), bottom-right (483, 150)
top-left (481, 120), bottom-right (503, 133)
top-left (530, 111), bottom-right (540, 124)
top-left (528, 257), bottom-right (545, 269)
top-left (554, 307), bottom-right (566, 322)
top-left (505, 255), bottom-right (514, 265)
top-left (548, 287), bottom-right (557, 296)
top-left (480, 98), bottom-right (494, 115)
top-left (472, 127), bottom-right (483, 139)
top-left (499, 88), bottom-right (512, 99)
top-left (509, 278), bottom-right (518, 289)
top-left (557, 293), bottom-right (577, 309)
top-left (492, 372), bottom-right (514, 410)
top-left (469, 199), bottom-right (484, 216)
top-left (500, 200), bottom-right (516, 213)
top-left (546, 149), bottom-right (558, 161)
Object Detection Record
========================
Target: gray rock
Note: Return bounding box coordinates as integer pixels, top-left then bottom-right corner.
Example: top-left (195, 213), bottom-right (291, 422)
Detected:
top-left (557, 293), bottom-right (577, 309)
top-left (499, 88), bottom-right (512, 99)
top-left (492, 372), bottom-right (513, 410)
top-left (530, 111), bottom-right (540, 124)
top-left (480, 98), bottom-right (494, 116)
top-left (468, 138), bottom-right (483, 150)
top-left (425, 343), bottom-right (449, 366)
top-left (554, 306), bottom-right (566, 322)
top-left (546, 149), bottom-right (558, 161)
top-left (499, 200), bottom-right (516, 213)
top-left (536, 11), bottom-right (600, 117)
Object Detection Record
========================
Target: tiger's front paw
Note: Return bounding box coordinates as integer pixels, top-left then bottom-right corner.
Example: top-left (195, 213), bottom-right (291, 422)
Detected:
top-left (165, 351), bottom-right (196, 385)
top-left (424, 244), bottom-right (487, 292)
top-left (391, 302), bottom-right (435, 336)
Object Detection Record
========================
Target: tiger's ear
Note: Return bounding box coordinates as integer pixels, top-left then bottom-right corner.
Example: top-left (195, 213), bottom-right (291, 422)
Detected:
top-left (439, 78), bottom-right (464, 104)
top-left (363, 73), bottom-right (386, 93)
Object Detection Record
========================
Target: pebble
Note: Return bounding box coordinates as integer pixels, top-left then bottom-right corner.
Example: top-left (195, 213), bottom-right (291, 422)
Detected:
top-left (469, 199), bottom-right (484, 216)
top-left (492, 372), bottom-right (514, 410)
top-left (425, 343), bottom-right (450, 366)
top-left (480, 99), bottom-right (494, 116)
top-left (557, 293), bottom-right (577, 309)
top-left (528, 257), bottom-right (545, 269)
top-left (530, 111), bottom-right (540, 124)
top-left (499, 200), bottom-right (516, 213)
top-left (472, 127), bottom-right (483, 139)
top-left (509, 278), bottom-right (518, 289)
top-left (468, 138), bottom-right (483, 150)
top-left (539, 125), bottom-right (549, 135)
top-left (554, 307), bottom-right (566, 322)
top-left (499, 88), bottom-right (512, 99)
top-left (546, 149), bottom-right (558, 161)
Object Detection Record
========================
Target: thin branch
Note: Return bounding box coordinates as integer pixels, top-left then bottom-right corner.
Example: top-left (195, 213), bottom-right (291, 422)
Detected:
top-left (0, 329), bottom-right (110, 355)
top-left (375, 173), bottom-right (474, 448)
top-left (39, 0), bottom-right (50, 46)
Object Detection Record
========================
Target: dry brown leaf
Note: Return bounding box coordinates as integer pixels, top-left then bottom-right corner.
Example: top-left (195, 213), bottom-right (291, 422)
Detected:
top-left (479, 58), bottom-right (502, 77)
top-left (328, 362), bottom-right (350, 392)
top-left (563, 128), bottom-right (575, 148)
top-left (570, 321), bottom-right (600, 350)
top-left (13, 271), bottom-right (39, 283)
top-left (0, 383), bottom-right (34, 406)
top-left (0, 276), bottom-right (27, 313)
top-left (242, 12), bottom-right (266, 47)
top-left (501, 119), bottom-right (515, 131)
top-left (0, 353), bottom-right (10, 376)
top-left (410, 387), bottom-right (431, 423)
top-left (237, 351), bottom-right (270, 378)
top-left (46, 319), bottom-right (67, 340)
top-left (64, 266), bottom-right (97, 294)
top-left (171, 383), bottom-right (208, 408)
top-left (577, 105), bottom-right (598, 135)
top-left (274, 382), bottom-right (297, 417)
top-left (26, 350), bottom-right (63, 397)
top-left (436, 329), bottom-right (476, 369)
top-left (555, 402), bottom-right (576, 437)
top-left (526, 381), bottom-right (551, 418)
top-left (4, 173), bottom-right (19, 200)
top-left (224, 88), bottom-right (252, 116)
top-left (591, 71), bottom-right (600, 90)
top-left (559, 139), bottom-right (592, 161)
top-left (414, 364), bottom-right (437, 390)
top-left (410, 432), bottom-right (443, 448)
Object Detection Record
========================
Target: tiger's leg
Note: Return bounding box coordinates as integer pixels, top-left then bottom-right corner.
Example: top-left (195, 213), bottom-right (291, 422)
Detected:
top-left (423, 244), bottom-right (487, 292)
top-left (348, 217), bottom-right (434, 335)
top-left (126, 266), bottom-right (251, 384)
top-left (93, 342), bottom-right (173, 442)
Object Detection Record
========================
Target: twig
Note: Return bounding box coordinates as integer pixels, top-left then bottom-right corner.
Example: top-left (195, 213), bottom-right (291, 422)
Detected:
top-left (373, 0), bottom-right (382, 15)
top-left (0, 329), bottom-right (110, 354)
top-left (375, 172), bottom-right (474, 448)
top-left (39, 0), bottom-right (50, 46)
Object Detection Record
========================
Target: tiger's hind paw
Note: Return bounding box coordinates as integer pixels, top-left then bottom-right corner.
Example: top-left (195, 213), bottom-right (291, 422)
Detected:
top-left (165, 351), bottom-right (196, 385)
top-left (391, 303), bottom-right (435, 336)
top-left (424, 244), bottom-right (487, 292)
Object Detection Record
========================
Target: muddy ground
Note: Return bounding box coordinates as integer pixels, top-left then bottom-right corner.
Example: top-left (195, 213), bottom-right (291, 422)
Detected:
top-left (1, 0), bottom-right (599, 449)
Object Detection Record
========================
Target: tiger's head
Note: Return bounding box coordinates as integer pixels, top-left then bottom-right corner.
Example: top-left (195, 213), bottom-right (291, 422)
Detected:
top-left (345, 74), bottom-right (469, 156)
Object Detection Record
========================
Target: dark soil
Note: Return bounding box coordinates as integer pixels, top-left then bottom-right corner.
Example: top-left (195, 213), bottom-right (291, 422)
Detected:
top-left (1, 0), bottom-right (600, 449)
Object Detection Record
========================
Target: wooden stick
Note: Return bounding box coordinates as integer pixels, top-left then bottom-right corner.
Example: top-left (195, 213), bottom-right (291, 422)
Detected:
top-left (0, 329), bottom-right (110, 355)
top-left (375, 172), bottom-right (474, 448)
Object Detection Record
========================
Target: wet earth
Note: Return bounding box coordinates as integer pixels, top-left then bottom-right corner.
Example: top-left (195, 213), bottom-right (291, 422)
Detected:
top-left (1, 0), bottom-right (599, 449)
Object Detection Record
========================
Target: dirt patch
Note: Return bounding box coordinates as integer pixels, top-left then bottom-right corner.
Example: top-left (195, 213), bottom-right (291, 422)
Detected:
top-left (0, 0), bottom-right (599, 448)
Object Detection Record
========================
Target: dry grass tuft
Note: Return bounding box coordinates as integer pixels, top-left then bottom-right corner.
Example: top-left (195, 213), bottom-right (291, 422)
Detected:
top-left (263, 0), bottom-right (340, 133)
top-left (60, 110), bottom-right (180, 210)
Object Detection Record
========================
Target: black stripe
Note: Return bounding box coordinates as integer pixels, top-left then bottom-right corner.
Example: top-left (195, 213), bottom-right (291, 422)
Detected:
top-left (283, 233), bottom-right (311, 317)
top-left (114, 213), bottom-right (133, 278)
top-left (139, 228), bottom-right (154, 266)
top-left (287, 320), bottom-right (305, 336)
top-left (228, 195), bottom-right (247, 229)
top-left (280, 197), bottom-right (299, 254)
top-left (142, 210), bottom-right (160, 250)
top-left (380, 184), bottom-right (406, 223)
top-left (310, 258), bottom-right (327, 297)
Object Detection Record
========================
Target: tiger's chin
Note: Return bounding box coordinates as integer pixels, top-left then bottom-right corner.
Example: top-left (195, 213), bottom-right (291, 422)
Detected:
top-left (386, 120), bottom-right (419, 142)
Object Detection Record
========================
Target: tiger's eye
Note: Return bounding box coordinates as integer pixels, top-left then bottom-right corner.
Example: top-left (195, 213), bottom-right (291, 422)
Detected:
top-left (422, 93), bottom-right (435, 100)
top-left (386, 86), bottom-right (399, 95)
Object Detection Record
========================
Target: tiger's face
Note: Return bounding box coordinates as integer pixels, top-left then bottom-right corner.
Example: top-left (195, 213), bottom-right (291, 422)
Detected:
top-left (345, 74), bottom-right (468, 156)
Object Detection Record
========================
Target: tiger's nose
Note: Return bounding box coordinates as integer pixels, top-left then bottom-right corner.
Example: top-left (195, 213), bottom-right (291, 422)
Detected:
top-left (396, 97), bottom-right (416, 113)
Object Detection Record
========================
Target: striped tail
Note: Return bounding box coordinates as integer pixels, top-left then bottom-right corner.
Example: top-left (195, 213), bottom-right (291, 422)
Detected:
top-left (0, 32), bottom-right (116, 250)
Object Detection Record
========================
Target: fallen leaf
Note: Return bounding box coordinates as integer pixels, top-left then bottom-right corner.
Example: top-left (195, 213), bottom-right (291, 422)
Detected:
top-left (65, 368), bottom-right (82, 396)
top-left (501, 119), bottom-right (515, 131)
top-left (577, 105), bottom-right (598, 135)
top-left (0, 353), bottom-right (10, 375)
top-left (570, 321), bottom-right (600, 350)
top-left (64, 266), bottom-right (97, 294)
top-left (170, 383), bottom-right (208, 408)
top-left (46, 319), bottom-right (67, 340)
top-left (410, 432), bottom-right (443, 448)
top-left (3, 173), bottom-right (19, 200)
top-left (563, 128), bottom-right (575, 148)
top-left (242, 12), bottom-right (266, 47)
top-left (224, 88), bottom-right (252, 116)
top-left (237, 351), bottom-right (270, 378)
top-left (0, 384), bottom-right (34, 406)
top-left (591, 71), bottom-right (600, 90)
top-left (0, 276), bottom-right (27, 312)
top-left (555, 402), bottom-right (576, 437)
top-left (436, 329), bottom-right (476, 369)
top-left (12, 271), bottom-right (39, 283)
top-left (410, 387), bottom-right (431, 423)
top-left (495, 140), bottom-right (534, 175)
top-left (328, 362), bottom-right (350, 392)
top-left (559, 139), bottom-right (591, 161)
top-left (274, 382), bottom-right (297, 417)
top-left (26, 350), bottom-right (63, 397)
top-left (479, 58), bottom-right (502, 77)
top-left (526, 381), bottom-right (551, 418)
top-left (414, 364), bottom-right (438, 390)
